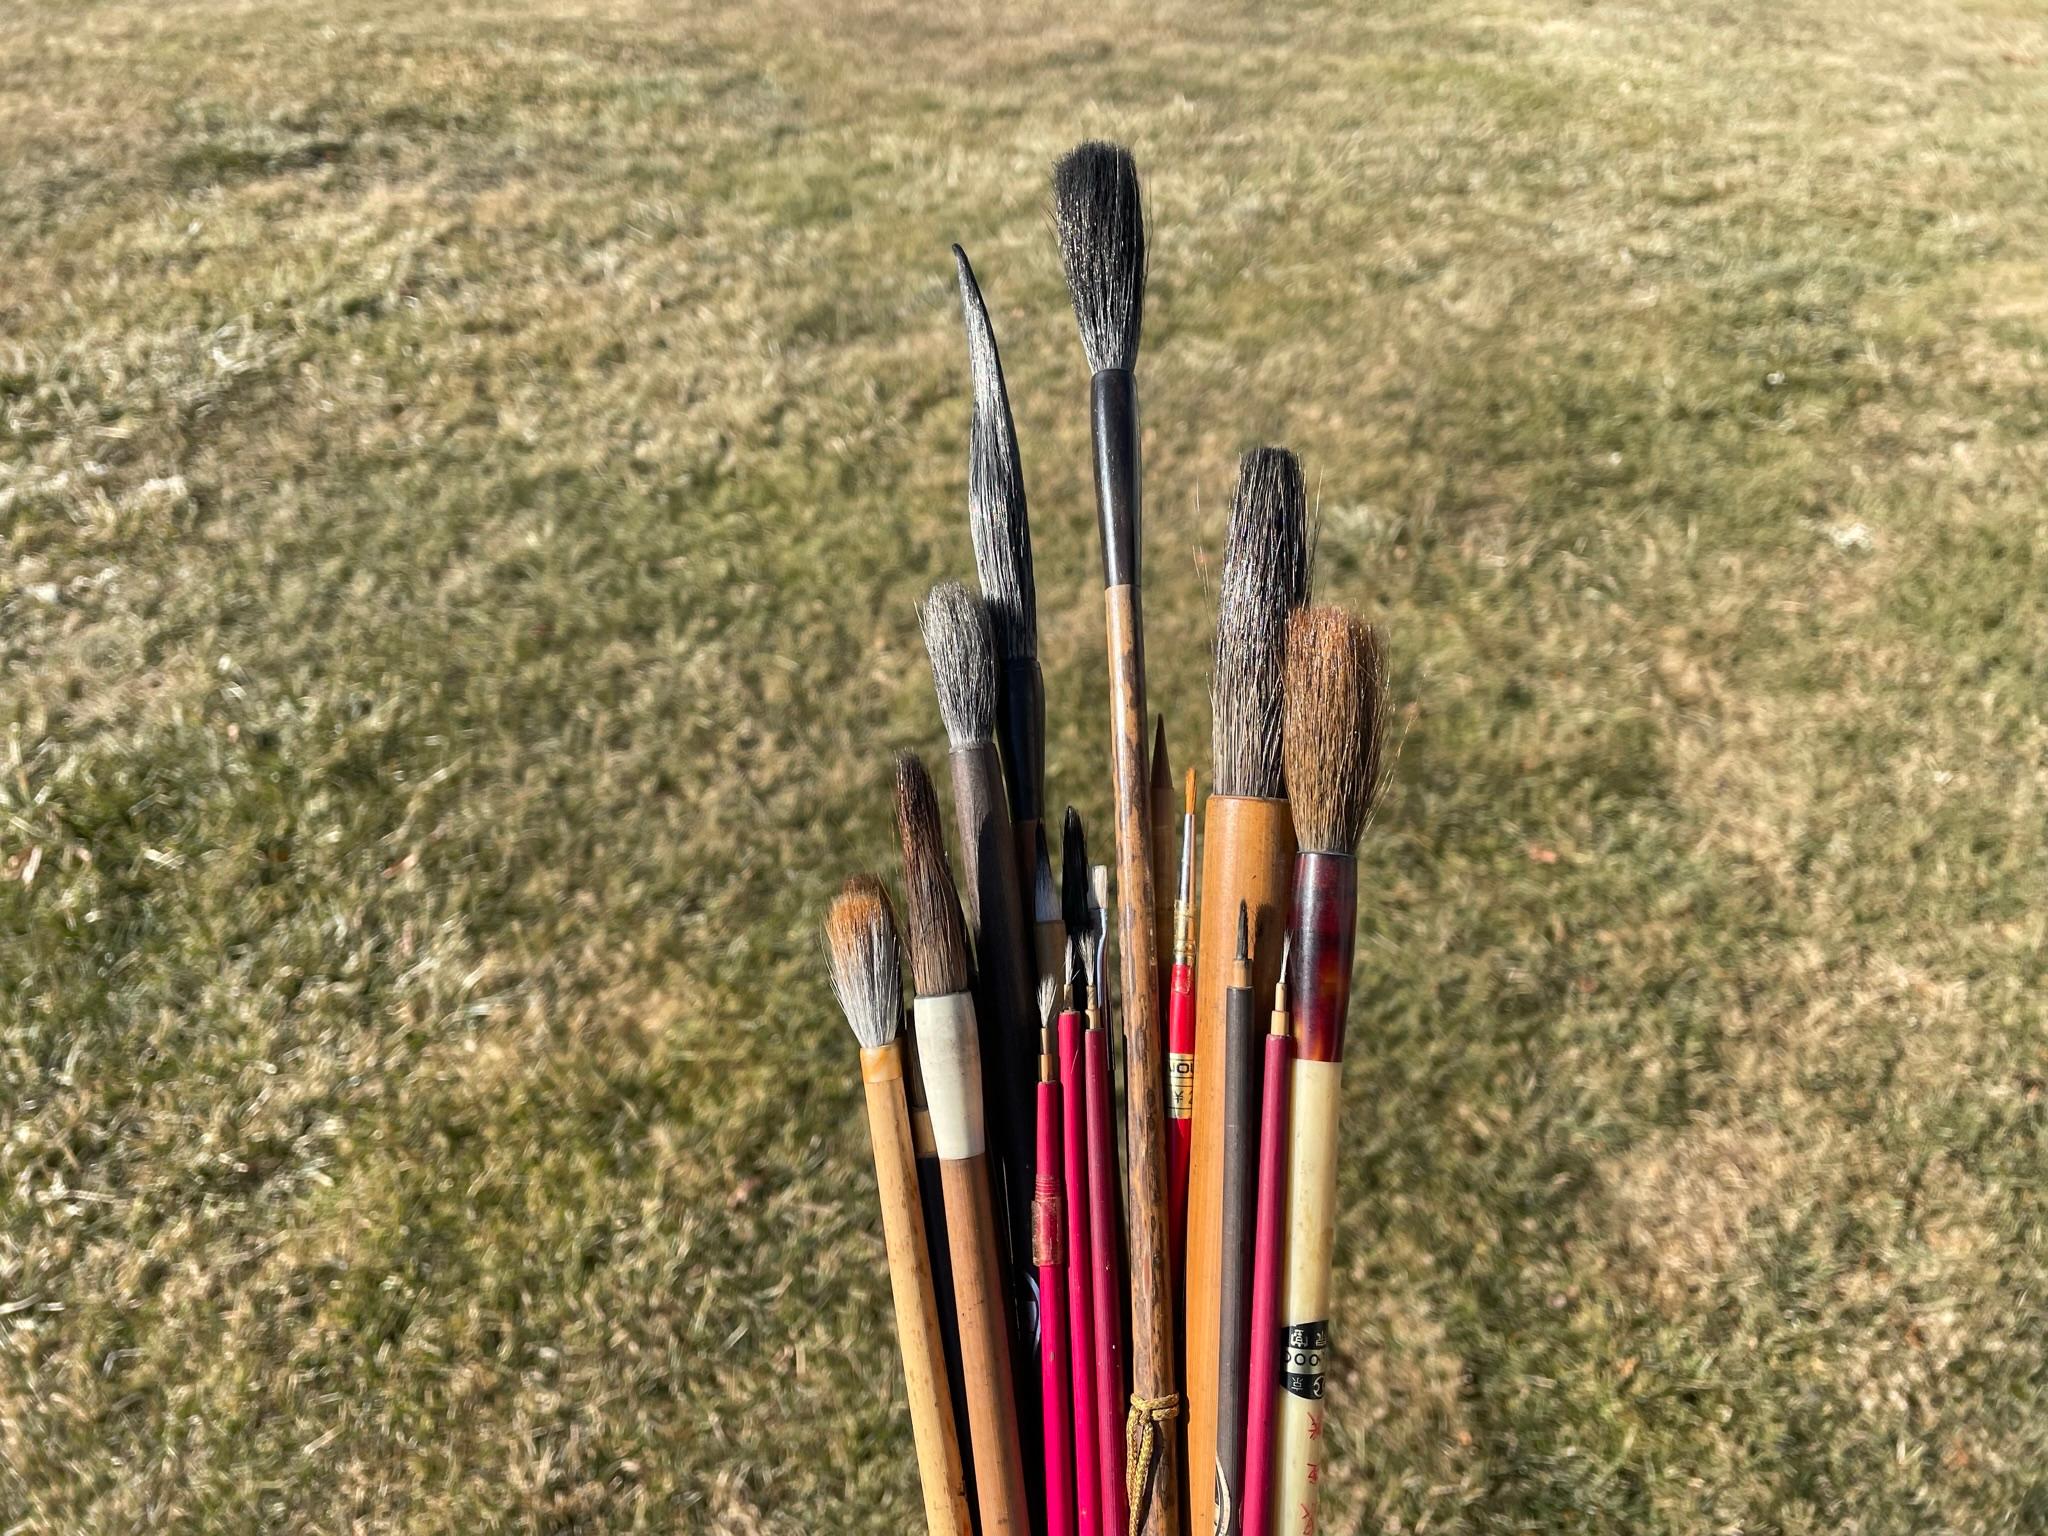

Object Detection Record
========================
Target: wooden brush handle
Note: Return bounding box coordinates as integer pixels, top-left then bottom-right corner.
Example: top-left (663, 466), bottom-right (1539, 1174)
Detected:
top-left (861, 1047), bottom-right (974, 1536)
top-left (1104, 580), bottom-right (1178, 1536)
top-left (942, 1153), bottom-right (1031, 1536)
top-left (1271, 1059), bottom-right (1343, 1536)
top-left (1183, 795), bottom-right (1295, 1536)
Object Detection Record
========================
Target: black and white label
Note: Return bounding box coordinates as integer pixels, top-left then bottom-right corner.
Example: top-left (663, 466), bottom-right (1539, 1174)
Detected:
top-left (1282, 1319), bottom-right (1329, 1401)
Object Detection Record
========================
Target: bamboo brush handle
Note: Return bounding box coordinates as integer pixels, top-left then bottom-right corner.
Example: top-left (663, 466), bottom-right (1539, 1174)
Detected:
top-left (942, 1156), bottom-right (1031, 1536)
top-left (861, 1047), bottom-right (974, 1536)
top-left (1271, 1059), bottom-right (1343, 1536)
top-left (1184, 795), bottom-right (1294, 1536)
top-left (1103, 580), bottom-right (1179, 1536)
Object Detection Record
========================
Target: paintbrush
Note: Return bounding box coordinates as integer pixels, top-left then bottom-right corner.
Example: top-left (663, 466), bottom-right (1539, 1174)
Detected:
top-left (1238, 950), bottom-right (1293, 1536)
top-left (1209, 903), bottom-right (1258, 1536)
top-left (1053, 139), bottom-right (1178, 1536)
top-left (920, 579), bottom-right (1044, 1488)
top-left (1080, 849), bottom-right (1126, 1536)
top-left (897, 754), bottom-right (1032, 1536)
top-left (1271, 607), bottom-right (1389, 1536)
top-left (1181, 446), bottom-right (1310, 1536)
top-left (1036, 975), bottom-right (1077, 1536)
top-left (1060, 810), bottom-right (1103, 1536)
top-left (1034, 825), bottom-right (1066, 1017)
top-left (826, 875), bottom-right (974, 1536)
top-left (954, 246), bottom-right (1048, 922)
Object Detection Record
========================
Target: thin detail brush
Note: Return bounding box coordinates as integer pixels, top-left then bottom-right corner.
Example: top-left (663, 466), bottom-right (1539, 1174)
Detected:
top-left (1239, 948), bottom-right (1293, 1536)
top-left (1053, 139), bottom-right (1178, 1536)
top-left (1272, 608), bottom-right (1389, 1536)
top-left (1036, 976), bottom-right (1077, 1536)
top-left (1182, 447), bottom-right (1311, 1536)
top-left (826, 876), bottom-right (973, 1536)
top-left (1060, 811), bottom-right (1103, 1536)
top-left (897, 755), bottom-right (1030, 1536)
top-left (1209, 904), bottom-right (1258, 1536)
top-left (1165, 767), bottom-right (1197, 1282)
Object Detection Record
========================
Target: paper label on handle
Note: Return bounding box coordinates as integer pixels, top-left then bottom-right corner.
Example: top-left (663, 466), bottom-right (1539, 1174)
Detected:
top-left (1168, 1052), bottom-right (1195, 1118)
top-left (1282, 1320), bottom-right (1329, 1401)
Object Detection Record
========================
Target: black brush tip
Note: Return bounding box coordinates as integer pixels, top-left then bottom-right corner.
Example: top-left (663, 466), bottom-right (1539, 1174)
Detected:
top-left (1060, 805), bottom-right (1090, 936)
top-left (1052, 141), bottom-right (1147, 373)
top-left (953, 245), bottom-right (1037, 664)
top-left (1236, 899), bottom-right (1249, 964)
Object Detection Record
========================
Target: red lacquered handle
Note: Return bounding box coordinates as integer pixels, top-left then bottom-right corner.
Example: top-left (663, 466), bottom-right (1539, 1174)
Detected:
top-left (1241, 1031), bottom-right (1294, 1536)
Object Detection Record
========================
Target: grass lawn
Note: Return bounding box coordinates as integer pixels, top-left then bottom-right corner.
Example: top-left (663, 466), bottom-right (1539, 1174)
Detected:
top-left (4, 0), bottom-right (2048, 1530)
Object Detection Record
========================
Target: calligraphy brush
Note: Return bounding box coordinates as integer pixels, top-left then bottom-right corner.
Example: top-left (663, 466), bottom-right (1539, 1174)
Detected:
top-left (1181, 446), bottom-right (1310, 1535)
top-left (1036, 975), bottom-right (1077, 1536)
top-left (1239, 949), bottom-right (1293, 1536)
top-left (827, 876), bottom-right (974, 1536)
top-left (1060, 810), bottom-right (1103, 1536)
top-left (1053, 140), bottom-right (1178, 1534)
top-left (954, 246), bottom-right (1047, 917)
top-left (1078, 834), bottom-right (1127, 1533)
top-left (897, 754), bottom-right (1031, 1536)
top-left (1271, 607), bottom-right (1389, 1536)
top-left (1208, 903), bottom-right (1258, 1536)
top-left (920, 580), bottom-right (1043, 1485)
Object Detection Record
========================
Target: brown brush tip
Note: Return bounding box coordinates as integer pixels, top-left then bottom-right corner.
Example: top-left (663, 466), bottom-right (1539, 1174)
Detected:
top-left (1184, 767), bottom-right (1196, 818)
top-left (1052, 141), bottom-right (1146, 373)
top-left (918, 580), bottom-right (997, 751)
top-left (824, 874), bottom-right (903, 1051)
top-left (1212, 445), bottom-right (1312, 797)
top-left (952, 245), bottom-right (1036, 665)
top-left (894, 753), bottom-right (973, 997)
top-left (1282, 605), bottom-right (1389, 855)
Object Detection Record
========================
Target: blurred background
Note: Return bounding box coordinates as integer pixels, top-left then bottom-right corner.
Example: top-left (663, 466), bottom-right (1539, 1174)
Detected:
top-left (4, 0), bottom-right (2046, 1530)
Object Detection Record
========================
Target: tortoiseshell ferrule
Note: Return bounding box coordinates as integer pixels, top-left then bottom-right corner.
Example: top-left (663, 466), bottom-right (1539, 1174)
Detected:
top-left (1285, 851), bottom-right (1357, 1063)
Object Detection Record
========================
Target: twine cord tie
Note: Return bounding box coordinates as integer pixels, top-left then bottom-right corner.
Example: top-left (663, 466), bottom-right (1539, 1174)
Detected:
top-left (1123, 1391), bottom-right (1180, 1535)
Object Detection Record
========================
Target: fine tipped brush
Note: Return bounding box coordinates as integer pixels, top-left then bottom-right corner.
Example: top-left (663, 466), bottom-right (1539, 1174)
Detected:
top-left (1150, 715), bottom-right (1175, 1014)
top-left (1182, 446), bottom-right (1312, 1536)
top-left (1052, 140), bottom-right (1178, 1536)
top-left (1209, 904), bottom-right (1258, 1536)
top-left (1035, 975), bottom-right (1077, 1536)
top-left (920, 580), bottom-right (1044, 1484)
top-left (1034, 824), bottom-right (1066, 1015)
top-left (1060, 810), bottom-right (1104, 1536)
top-left (1271, 608), bottom-right (1390, 1536)
top-left (1238, 947), bottom-right (1294, 1536)
top-left (1068, 814), bottom-right (1127, 1535)
top-left (896, 755), bottom-right (1030, 1536)
top-left (954, 246), bottom-right (1048, 904)
top-left (826, 876), bottom-right (973, 1536)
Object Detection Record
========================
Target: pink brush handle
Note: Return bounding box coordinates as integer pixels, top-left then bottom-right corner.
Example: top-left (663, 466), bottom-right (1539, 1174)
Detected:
top-left (1241, 1031), bottom-right (1294, 1536)
top-left (1059, 1012), bottom-right (1101, 1536)
top-left (1167, 957), bottom-right (1196, 1280)
top-left (1037, 1081), bottom-right (1077, 1536)
top-left (1082, 1027), bottom-right (1124, 1534)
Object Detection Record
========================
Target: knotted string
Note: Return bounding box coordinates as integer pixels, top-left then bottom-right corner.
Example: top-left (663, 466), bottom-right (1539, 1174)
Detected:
top-left (1124, 1391), bottom-right (1180, 1534)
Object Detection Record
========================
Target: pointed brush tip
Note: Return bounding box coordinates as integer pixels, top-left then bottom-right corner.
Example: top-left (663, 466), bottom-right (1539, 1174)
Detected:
top-left (1236, 899), bottom-right (1249, 962)
top-left (1184, 767), bottom-right (1196, 817)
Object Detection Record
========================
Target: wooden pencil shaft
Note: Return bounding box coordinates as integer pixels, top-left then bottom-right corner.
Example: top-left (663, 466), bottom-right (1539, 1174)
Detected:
top-left (860, 1048), bottom-right (974, 1536)
top-left (1286, 852), bottom-right (1357, 1065)
top-left (940, 1154), bottom-right (1032, 1536)
top-left (1102, 580), bottom-right (1179, 1535)
top-left (1183, 794), bottom-right (1295, 1536)
top-left (1209, 982), bottom-right (1260, 1536)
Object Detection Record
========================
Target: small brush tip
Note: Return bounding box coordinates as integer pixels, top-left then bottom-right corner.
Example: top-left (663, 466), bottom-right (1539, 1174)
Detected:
top-left (1184, 767), bottom-right (1195, 818)
top-left (1038, 973), bottom-right (1060, 1029)
top-left (1236, 899), bottom-right (1249, 964)
top-left (824, 873), bottom-right (903, 1051)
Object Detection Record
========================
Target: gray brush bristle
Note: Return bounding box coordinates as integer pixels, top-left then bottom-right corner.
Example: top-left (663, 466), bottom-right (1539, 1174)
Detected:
top-left (953, 246), bottom-right (1036, 664)
top-left (919, 580), bottom-right (997, 750)
top-left (1052, 142), bottom-right (1147, 373)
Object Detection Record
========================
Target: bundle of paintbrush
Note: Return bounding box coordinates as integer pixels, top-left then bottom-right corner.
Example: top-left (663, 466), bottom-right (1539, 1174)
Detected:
top-left (819, 141), bottom-right (1394, 1536)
